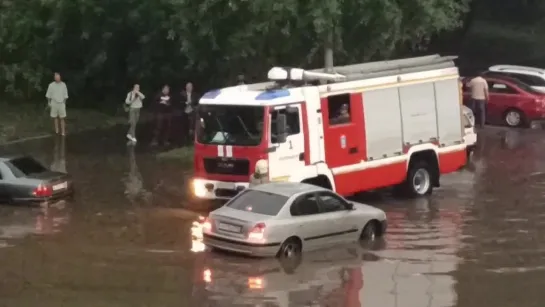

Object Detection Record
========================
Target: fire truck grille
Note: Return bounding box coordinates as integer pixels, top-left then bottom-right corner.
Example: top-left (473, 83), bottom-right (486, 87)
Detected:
top-left (203, 158), bottom-right (250, 176)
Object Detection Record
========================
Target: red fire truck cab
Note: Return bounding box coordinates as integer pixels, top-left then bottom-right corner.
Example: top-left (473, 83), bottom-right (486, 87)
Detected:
top-left (192, 55), bottom-right (468, 200)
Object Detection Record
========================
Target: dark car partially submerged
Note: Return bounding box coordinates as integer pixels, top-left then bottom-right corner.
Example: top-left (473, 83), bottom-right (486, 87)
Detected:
top-left (0, 155), bottom-right (73, 204)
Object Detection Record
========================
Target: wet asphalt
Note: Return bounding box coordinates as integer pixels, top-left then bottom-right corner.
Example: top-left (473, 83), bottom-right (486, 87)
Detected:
top-left (1, 126), bottom-right (545, 307)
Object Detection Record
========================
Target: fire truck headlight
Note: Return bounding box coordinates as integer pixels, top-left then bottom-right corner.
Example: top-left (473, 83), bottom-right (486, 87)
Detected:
top-left (192, 179), bottom-right (207, 198)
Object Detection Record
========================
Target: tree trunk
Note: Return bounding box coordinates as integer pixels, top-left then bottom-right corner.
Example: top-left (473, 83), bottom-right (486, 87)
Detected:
top-left (323, 27), bottom-right (334, 84)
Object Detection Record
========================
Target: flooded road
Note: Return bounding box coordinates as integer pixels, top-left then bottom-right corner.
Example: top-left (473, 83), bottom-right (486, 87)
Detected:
top-left (1, 127), bottom-right (545, 306)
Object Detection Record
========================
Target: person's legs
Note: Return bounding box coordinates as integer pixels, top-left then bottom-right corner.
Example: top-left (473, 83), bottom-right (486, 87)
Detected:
top-left (188, 112), bottom-right (195, 137)
top-left (58, 103), bottom-right (67, 135)
top-left (134, 108), bottom-right (140, 137)
top-left (152, 112), bottom-right (164, 145)
top-left (180, 112), bottom-right (189, 145)
top-left (164, 113), bottom-right (172, 145)
top-left (470, 99), bottom-right (477, 115)
top-left (127, 110), bottom-right (134, 139)
top-left (478, 100), bottom-right (486, 127)
top-left (127, 108), bottom-right (139, 141)
top-left (50, 103), bottom-right (59, 134)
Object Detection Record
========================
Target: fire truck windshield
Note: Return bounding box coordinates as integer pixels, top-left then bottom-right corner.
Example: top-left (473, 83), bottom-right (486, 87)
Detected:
top-left (196, 105), bottom-right (265, 146)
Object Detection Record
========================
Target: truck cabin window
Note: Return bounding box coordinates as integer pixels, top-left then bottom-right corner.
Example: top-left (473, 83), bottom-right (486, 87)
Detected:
top-left (328, 94), bottom-right (351, 125)
top-left (270, 106), bottom-right (301, 143)
top-left (197, 105), bottom-right (265, 146)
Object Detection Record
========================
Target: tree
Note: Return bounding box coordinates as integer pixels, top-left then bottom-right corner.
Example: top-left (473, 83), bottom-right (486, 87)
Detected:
top-left (0, 0), bottom-right (470, 102)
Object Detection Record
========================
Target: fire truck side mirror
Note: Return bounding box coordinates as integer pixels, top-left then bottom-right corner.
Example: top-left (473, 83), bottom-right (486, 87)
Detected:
top-left (276, 114), bottom-right (288, 143)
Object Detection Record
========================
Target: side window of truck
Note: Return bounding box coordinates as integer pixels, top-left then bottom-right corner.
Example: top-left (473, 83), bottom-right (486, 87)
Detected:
top-left (327, 93), bottom-right (351, 125)
top-left (270, 107), bottom-right (301, 143)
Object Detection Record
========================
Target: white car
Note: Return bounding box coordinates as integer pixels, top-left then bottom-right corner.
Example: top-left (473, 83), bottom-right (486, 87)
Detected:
top-left (201, 182), bottom-right (387, 258)
top-left (487, 65), bottom-right (545, 93)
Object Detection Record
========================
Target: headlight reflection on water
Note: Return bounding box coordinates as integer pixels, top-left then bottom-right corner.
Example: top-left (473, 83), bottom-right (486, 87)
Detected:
top-left (203, 268), bottom-right (212, 283)
top-left (191, 220), bottom-right (206, 253)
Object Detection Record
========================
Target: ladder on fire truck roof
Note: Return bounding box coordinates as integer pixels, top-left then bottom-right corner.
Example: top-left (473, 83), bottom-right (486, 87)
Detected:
top-left (309, 54), bottom-right (458, 81)
top-left (246, 54), bottom-right (458, 90)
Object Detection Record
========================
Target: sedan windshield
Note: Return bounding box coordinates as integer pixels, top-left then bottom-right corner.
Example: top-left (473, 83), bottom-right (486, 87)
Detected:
top-left (226, 190), bottom-right (288, 216)
top-left (197, 105), bottom-right (264, 146)
top-left (7, 157), bottom-right (47, 177)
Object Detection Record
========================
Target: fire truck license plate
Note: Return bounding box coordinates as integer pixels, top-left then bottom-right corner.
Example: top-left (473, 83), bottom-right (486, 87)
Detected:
top-left (218, 223), bottom-right (241, 233)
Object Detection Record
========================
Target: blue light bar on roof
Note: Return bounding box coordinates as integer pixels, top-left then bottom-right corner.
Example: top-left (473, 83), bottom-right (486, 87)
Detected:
top-left (202, 89), bottom-right (221, 99)
top-left (255, 89), bottom-right (290, 100)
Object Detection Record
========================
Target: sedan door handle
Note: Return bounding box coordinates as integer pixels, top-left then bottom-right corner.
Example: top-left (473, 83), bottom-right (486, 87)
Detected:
top-left (349, 147), bottom-right (358, 154)
top-left (299, 153), bottom-right (305, 161)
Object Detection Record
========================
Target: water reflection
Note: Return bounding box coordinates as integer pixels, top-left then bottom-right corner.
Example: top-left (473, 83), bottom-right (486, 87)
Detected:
top-left (50, 136), bottom-right (66, 173)
top-left (0, 202), bottom-right (70, 243)
top-left (124, 144), bottom-right (151, 204)
top-left (196, 247), bottom-right (366, 307)
top-left (191, 219), bottom-right (206, 253)
top-left (371, 197), bottom-right (462, 307)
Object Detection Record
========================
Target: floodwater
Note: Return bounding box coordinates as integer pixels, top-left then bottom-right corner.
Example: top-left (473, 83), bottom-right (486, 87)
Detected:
top-left (1, 127), bottom-right (545, 307)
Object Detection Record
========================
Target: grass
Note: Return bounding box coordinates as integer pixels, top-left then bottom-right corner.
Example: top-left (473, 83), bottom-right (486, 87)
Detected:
top-left (0, 101), bottom-right (151, 144)
top-left (156, 146), bottom-right (194, 164)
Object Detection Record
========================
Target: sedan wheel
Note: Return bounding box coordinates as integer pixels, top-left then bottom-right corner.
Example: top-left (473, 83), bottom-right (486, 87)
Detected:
top-left (504, 109), bottom-right (524, 127)
top-left (360, 222), bottom-right (377, 241)
top-left (277, 238), bottom-right (301, 259)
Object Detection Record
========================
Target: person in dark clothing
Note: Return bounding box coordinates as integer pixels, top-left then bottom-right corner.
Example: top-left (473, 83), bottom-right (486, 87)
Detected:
top-left (237, 75), bottom-right (246, 85)
top-left (180, 82), bottom-right (197, 144)
top-left (151, 85), bottom-right (172, 146)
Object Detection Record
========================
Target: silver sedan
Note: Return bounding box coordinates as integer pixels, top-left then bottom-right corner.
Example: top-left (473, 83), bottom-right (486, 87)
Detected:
top-left (201, 182), bottom-right (387, 258)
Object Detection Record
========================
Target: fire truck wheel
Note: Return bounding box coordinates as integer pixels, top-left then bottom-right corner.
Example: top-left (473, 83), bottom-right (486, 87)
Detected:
top-left (404, 161), bottom-right (433, 197)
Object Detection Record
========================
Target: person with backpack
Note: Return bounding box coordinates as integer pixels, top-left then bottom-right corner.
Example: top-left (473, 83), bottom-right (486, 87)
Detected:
top-left (125, 83), bottom-right (145, 143)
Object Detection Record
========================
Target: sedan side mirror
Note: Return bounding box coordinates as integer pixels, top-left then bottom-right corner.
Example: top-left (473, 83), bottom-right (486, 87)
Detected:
top-left (345, 202), bottom-right (354, 210)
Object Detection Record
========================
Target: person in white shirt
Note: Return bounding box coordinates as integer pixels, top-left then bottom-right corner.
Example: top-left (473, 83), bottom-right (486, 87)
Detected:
top-left (467, 74), bottom-right (489, 128)
top-left (45, 72), bottom-right (69, 136)
top-left (180, 82), bottom-right (197, 143)
top-left (125, 84), bottom-right (145, 143)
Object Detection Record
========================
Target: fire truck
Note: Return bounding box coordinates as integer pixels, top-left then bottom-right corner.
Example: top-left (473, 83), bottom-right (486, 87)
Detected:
top-left (192, 55), bottom-right (469, 199)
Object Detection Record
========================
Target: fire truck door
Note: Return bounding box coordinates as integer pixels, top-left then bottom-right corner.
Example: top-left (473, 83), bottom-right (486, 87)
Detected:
top-left (268, 104), bottom-right (306, 182)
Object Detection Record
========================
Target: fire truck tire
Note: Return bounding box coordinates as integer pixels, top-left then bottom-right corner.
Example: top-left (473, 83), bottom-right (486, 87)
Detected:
top-left (403, 161), bottom-right (433, 197)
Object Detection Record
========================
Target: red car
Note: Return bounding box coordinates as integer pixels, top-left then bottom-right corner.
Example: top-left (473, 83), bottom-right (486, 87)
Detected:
top-left (463, 75), bottom-right (545, 127)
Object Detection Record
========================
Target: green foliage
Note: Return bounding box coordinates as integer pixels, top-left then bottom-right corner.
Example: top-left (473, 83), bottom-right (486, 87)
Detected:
top-left (1, 0), bottom-right (470, 102)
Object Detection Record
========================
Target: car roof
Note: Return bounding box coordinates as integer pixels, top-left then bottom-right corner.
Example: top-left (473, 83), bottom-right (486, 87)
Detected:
top-left (483, 74), bottom-right (517, 82)
top-left (0, 155), bottom-right (27, 163)
top-left (250, 182), bottom-right (328, 197)
top-left (489, 65), bottom-right (545, 75)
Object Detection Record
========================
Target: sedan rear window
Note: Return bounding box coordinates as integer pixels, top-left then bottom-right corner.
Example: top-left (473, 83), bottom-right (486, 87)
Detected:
top-left (7, 157), bottom-right (47, 177)
top-left (226, 190), bottom-right (288, 216)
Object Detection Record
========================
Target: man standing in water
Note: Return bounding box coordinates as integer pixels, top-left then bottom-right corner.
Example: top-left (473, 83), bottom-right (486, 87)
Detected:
top-left (180, 82), bottom-right (197, 143)
top-left (151, 85), bottom-right (172, 146)
top-left (467, 73), bottom-right (489, 128)
top-left (45, 72), bottom-right (69, 136)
